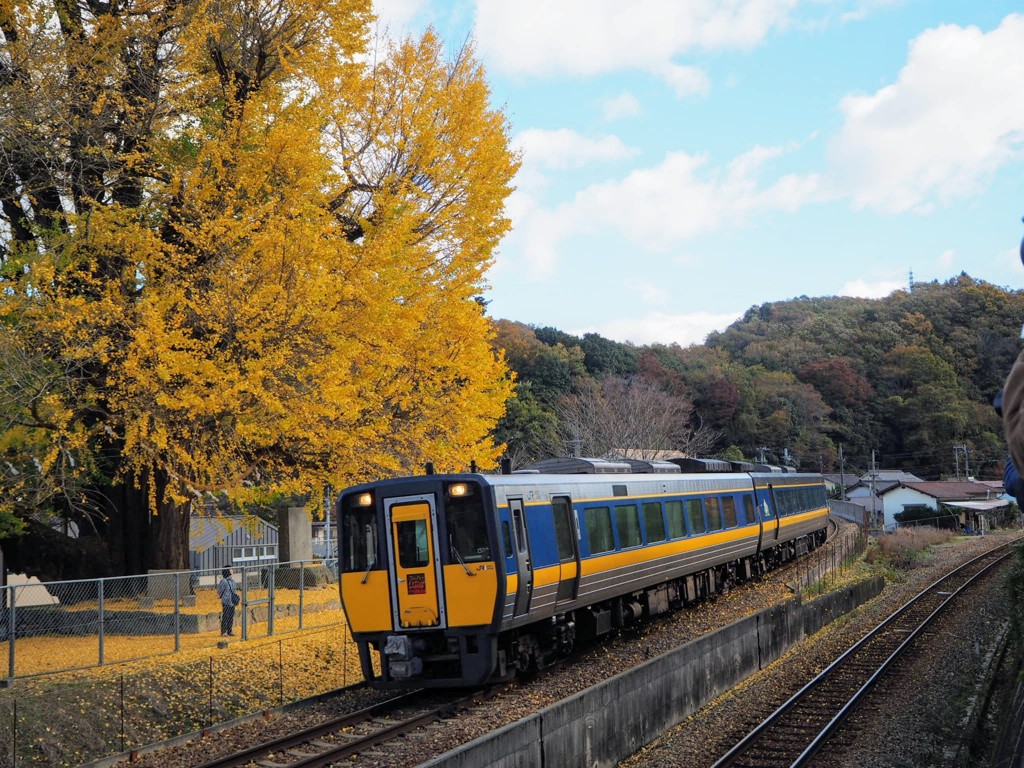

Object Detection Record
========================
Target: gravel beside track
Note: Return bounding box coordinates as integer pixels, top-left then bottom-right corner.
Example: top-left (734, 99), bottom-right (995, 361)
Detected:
top-left (116, 526), bottom-right (1015, 768)
top-left (621, 530), bottom-right (1018, 768)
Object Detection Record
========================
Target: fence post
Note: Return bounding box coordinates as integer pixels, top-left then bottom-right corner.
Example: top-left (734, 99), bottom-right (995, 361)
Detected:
top-left (5, 585), bottom-right (14, 683)
top-left (268, 564), bottom-right (275, 637)
top-left (98, 578), bottom-right (105, 667)
top-left (120, 673), bottom-right (125, 753)
top-left (208, 656), bottom-right (214, 728)
top-left (174, 576), bottom-right (181, 654)
top-left (240, 566), bottom-right (248, 641)
top-left (298, 560), bottom-right (305, 631)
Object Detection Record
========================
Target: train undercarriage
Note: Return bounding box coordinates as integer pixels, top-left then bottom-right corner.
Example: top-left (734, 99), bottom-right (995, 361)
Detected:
top-left (500, 527), bottom-right (828, 678)
top-left (368, 527), bottom-right (829, 687)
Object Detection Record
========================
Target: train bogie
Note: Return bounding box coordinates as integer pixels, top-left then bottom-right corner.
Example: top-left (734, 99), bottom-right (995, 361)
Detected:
top-left (337, 461), bottom-right (829, 689)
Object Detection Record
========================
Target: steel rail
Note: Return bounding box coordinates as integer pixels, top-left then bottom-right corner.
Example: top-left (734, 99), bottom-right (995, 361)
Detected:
top-left (193, 686), bottom-right (503, 768)
top-left (712, 537), bottom-right (1020, 768)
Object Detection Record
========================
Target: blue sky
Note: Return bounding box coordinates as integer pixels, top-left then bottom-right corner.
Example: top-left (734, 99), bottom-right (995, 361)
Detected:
top-left (374, 1), bottom-right (1024, 346)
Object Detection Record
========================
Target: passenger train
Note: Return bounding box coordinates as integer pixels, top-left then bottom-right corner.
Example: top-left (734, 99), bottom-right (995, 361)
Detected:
top-left (337, 457), bottom-right (830, 689)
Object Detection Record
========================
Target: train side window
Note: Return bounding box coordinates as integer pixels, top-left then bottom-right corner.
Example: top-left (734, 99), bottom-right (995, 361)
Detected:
top-left (615, 504), bottom-right (642, 548)
top-left (552, 497), bottom-right (575, 561)
top-left (686, 499), bottom-right (706, 535)
top-left (665, 500), bottom-right (686, 538)
top-left (706, 497), bottom-right (723, 531)
top-left (585, 507), bottom-right (614, 554)
top-left (722, 496), bottom-right (737, 528)
top-left (643, 502), bottom-right (666, 543)
top-left (742, 494), bottom-right (755, 525)
top-left (501, 521), bottom-right (514, 560)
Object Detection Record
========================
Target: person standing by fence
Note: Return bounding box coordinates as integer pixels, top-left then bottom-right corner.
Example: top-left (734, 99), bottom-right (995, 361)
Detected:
top-left (217, 568), bottom-right (239, 637)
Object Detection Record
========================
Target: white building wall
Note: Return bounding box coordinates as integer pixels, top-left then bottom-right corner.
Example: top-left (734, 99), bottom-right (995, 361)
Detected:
top-left (880, 487), bottom-right (937, 530)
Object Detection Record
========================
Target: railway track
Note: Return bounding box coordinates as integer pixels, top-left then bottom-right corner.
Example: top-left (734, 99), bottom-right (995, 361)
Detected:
top-left (192, 687), bottom-right (501, 768)
top-left (711, 537), bottom-right (1018, 768)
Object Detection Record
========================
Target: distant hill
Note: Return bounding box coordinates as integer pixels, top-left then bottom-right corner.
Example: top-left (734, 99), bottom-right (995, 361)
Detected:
top-left (493, 274), bottom-right (1024, 480)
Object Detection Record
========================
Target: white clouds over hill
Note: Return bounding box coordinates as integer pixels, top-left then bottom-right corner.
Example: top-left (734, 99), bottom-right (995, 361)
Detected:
top-left (831, 14), bottom-right (1024, 213)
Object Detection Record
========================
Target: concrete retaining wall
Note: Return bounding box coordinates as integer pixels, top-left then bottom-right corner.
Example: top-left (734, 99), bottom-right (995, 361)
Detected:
top-left (419, 576), bottom-right (884, 768)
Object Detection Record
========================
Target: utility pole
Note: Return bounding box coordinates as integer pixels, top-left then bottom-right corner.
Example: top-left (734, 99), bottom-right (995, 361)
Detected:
top-left (870, 450), bottom-right (878, 531)
top-left (953, 445), bottom-right (970, 481)
top-left (838, 445), bottom-right (846, 501)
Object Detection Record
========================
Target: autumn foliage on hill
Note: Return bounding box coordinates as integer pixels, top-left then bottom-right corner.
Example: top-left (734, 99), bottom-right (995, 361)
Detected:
top-left (495, 276), bottom-right (1024, 480)
top-left (0, 1), bottom-right (517, 576)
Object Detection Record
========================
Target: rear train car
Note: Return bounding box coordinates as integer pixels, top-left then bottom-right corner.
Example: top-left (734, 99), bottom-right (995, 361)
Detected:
top-left (337, 458), bottom-right (829, 689)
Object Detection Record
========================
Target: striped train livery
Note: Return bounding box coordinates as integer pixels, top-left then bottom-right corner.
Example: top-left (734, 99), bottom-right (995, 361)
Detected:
top-left (337, 457), bottom-right (830, 688)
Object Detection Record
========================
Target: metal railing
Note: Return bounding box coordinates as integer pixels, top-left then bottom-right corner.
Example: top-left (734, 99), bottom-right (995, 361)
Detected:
top-left (0, 558), bottom-right (343, 683)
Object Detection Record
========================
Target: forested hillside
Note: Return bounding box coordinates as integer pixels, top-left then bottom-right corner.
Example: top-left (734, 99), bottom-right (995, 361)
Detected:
top-left (494, 274), bottom-right (1024, 480)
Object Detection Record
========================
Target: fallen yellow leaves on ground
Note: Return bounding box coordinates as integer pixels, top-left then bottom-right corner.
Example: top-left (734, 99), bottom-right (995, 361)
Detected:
top-left (0, 617), bottom-right (381, 768)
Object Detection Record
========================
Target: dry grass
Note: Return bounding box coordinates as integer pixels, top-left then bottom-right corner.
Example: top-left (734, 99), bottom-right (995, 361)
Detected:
top-left (866, 527), bottom-right (956, 570)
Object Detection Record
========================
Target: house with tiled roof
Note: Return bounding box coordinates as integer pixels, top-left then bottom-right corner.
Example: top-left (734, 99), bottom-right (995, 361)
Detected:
top-left (875, 480), bottom-right (1008, 532)
top-left (822, 473), bottom-right (859, 499)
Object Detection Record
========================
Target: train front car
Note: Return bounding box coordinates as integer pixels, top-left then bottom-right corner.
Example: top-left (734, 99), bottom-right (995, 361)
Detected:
top-left (337, 474), bottom-right (502, 688)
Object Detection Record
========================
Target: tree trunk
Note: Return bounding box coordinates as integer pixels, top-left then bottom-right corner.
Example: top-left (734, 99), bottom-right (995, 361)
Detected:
top-left (150, 469), bottom-right (192, 571)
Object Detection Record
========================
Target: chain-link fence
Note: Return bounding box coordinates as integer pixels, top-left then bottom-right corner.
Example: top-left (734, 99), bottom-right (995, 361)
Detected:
top-left (0, 624), bottom-right (374, 768)
top-left (0, 558), bottom-right (344, 682)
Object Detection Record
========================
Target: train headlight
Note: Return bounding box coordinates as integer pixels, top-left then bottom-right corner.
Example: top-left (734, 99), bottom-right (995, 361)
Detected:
top-left (355, 492), bottom-right (373, 507)
top-left (448, 483), bottom-right (471, 497)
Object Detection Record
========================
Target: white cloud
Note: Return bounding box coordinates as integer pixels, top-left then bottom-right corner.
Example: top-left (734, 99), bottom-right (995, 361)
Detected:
top-left (830, 14), bottom-right (1024, 213)
top-left (631, 282), bottom-right (671, 305)
top-left (838, 279), bottom-right (905, 299)
top-left (937, 249), bottom-right (955, 270)
top-left (372, 0), bottom-right (429, 34)
top-left (474, 0), bottom-right (797, 77)
top-left (657, 63), bottom-right (711, 99)
top-left (602, 92), bottom-right (643, 121)
top-left (580, 310), bottom-right (743, 346)
top-left (513, 129), bottom-right (640, 170)
top-left (515, 146), bottom-right (824, 275)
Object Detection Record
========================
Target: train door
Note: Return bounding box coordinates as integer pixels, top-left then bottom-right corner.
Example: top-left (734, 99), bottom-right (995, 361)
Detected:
top-left (508, 499), bottom-right (533, 616)
top-left (384, 495), bottom-right (446, 629)
top-left (766, 484), bottom-right (781, 541)
top-left (552, 496), bottom-right (581, 603)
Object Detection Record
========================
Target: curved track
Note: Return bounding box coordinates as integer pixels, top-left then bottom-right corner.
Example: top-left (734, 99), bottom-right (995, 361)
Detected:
top-left (192, 687), bottom-right (502, 768)
top-left (711, 537), bottom-right (1018, 768)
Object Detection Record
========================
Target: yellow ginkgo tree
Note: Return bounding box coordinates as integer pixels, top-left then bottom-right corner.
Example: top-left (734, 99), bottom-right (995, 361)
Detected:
top-left (0, 0), bottom-right (518, 574)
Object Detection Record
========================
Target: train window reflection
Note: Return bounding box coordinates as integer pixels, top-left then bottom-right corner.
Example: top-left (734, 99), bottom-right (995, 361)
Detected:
top-left (396, 520), bottom-right (429, 568)
top-left (552, 497), bottom-right (575, 561)
top-left (341, 504), bottom-right (377, 573)
top-left (686, 499), bottom-right (706, 535)
top-left (722, 497), bottom-right (737, 528)
top-left (643, 502), bottom-right (666, 543)
top-left (615, 504), bottom-right (641, 548)
top-left (446, 488), bottom-right (490, 562)
top-left (665, 501), bottom-right (685, 538)
top-left (742, 494), bottom-right (755, 524)
top-left (585, 507), bottom-right (614, 554)
top-left (706, 497), bottom-right (723, 530)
